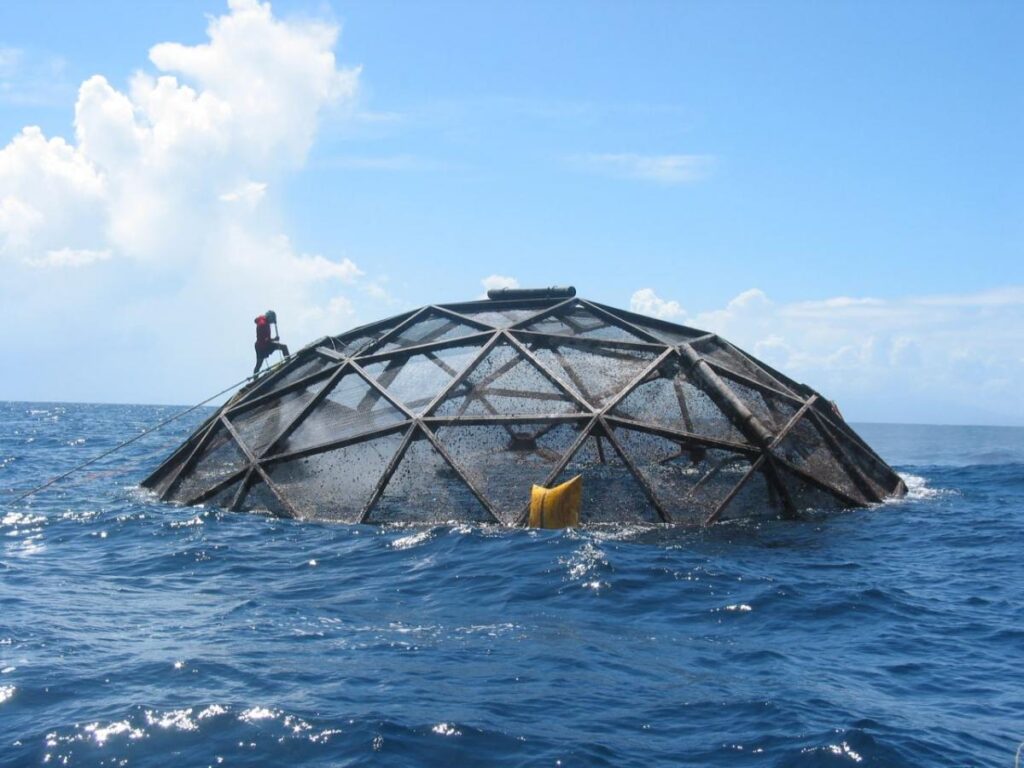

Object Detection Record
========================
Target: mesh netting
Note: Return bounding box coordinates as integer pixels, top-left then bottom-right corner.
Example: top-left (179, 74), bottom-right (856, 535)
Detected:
top-left (203, 472), bottom-right (247, 510)
top-left (771, 413), bottom-right (867, 504)
top-left (172, 425), bottom-right (249, 504)
top-left (145, 295), bottom-right (906, 524)
top-left (526, 338), bottom-right (658, 408)
top-left (360, 343), bottom-right (481, 414)
top-left (433, 342), bottom-right (585, 418)
top-left (773, 462), bottom-right (848, 514)
top-left (277, 370), bottom-right (407, 456)
top-left (264, 356), bottom-right (329, 392)
top-left (553, 430), bottom-right (661, 524)
top-left (375, 311), bottom-right (485, 354)
top-left (522, 305), bottom-right (651, 344)
top-left (692, 336), bottom-right (798, 397)
top-left (228, 376), bottom-right (330, 457)
top-left (242, 476), bottom-right (290, 517)
top-left (610, 367), bottom-right (750, 446)
top-left (146, 420), bottom-right (216, 497)
top-left (611, 427), bottom-right (762, 524)
top-left (454, 307), bottom-right (547, 328)
top-left (434, 420), bottom-right (585, 523)
top-left (266, 432), bottom-right (406, 522)
top-left (367, 431), bottom-right (495, 524)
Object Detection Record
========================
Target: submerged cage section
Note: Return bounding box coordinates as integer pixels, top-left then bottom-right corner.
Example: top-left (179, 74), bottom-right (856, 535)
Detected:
top-left (143, 293), bottom-right (907, 525)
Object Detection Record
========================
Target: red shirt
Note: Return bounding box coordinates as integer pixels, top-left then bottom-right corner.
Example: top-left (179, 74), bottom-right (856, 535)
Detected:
top-left (255, 315), bottom-right (272, 352)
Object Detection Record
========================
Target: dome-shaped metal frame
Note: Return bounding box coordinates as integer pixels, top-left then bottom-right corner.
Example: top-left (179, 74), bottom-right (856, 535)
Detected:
top-left (143, 295), bottom-right (906, 525)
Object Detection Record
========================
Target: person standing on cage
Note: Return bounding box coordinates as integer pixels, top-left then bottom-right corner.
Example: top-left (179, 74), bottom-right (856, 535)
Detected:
top-left (253, 310), bottom-right (289, 375)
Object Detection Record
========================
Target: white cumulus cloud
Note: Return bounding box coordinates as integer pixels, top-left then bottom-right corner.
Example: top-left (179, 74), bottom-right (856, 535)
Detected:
top-left (479, 274), bottom-right (520, 298)
top-left (0, 0), bottom-right (373, 404)
top-left (626, 288), bottom-right (684, 321)
top-left (630, 288), bottom-right (685, 319)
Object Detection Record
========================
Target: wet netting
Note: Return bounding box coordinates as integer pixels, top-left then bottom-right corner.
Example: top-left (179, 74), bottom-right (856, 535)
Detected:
top-left (143, 291), bottom-right (907, 525)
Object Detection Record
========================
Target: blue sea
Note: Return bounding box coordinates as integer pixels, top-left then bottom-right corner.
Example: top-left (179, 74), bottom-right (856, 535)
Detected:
top-left (1, 402), bottom-right (1022, 767)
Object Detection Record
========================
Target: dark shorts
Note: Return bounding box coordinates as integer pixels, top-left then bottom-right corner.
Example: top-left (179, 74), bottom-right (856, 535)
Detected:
top-left (255, 341), bottom-right (286, 358)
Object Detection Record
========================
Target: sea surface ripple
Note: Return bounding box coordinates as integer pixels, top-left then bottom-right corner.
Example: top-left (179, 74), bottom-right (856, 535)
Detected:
top-left (1, 403), bottom-right (1022, 766)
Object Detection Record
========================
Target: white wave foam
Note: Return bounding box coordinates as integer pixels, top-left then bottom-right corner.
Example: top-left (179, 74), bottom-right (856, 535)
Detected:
top-left (1, 511), bottom-right (45, 528)
top-left (893, 473), bottom-right (955, 502)
top-left (828, 741), bottom-right (863, 762)
top-left (239, 706), bottom-right (277, 722)
top-left (432, 722), bottom-right (461, 736)
top-left (391, 529), bottom-right (434, 550)
top-left (145, 707), bottom-right (199, 732)
top-left (587, 522), bottom-right (659, 542)
top-left (83, 720), bottom-right (145, 745)
top-left (60, 508), bottom-right (100, 523)
top-left (198, 704), bottom-right (228, 719)
top-left (43, 703), bottom-right (350, 755)
top-left (560, 541), bottom-right (610, 590)
top-left (455, 622), bottom-right (518, 637)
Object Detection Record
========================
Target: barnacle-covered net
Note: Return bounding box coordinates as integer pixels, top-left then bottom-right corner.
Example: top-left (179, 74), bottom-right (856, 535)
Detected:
top-left (143, 294), bottom-right (906, 525)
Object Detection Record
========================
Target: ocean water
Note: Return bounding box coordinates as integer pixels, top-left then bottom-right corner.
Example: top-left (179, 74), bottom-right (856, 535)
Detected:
top-left (1, 402), bottom-right (1022, 767)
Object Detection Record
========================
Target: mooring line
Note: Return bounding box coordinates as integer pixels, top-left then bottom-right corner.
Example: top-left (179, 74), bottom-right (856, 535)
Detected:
top-left (4, 369), bottom-right (274, 507)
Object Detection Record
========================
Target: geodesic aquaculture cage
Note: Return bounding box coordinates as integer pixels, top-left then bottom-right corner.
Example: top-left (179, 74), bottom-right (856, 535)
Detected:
top-left (143, 288), bottom-right (906, 525)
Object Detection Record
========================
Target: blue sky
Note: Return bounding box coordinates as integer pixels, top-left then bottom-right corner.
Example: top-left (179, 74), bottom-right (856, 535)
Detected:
top-left (1, 0), bottom-right (1021, 424)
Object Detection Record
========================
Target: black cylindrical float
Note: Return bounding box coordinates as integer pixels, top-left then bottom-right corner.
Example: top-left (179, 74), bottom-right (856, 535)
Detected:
top-left (486, 286), bottom-right (576, 301)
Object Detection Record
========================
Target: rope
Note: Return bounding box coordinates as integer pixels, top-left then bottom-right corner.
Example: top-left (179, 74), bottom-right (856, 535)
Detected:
top-left (5, 371), bottom-right (267, 507)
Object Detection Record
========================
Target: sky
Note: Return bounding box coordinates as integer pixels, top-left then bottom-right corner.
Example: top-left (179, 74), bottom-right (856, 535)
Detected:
top-left (1, 0), bottom-right (1021, 425)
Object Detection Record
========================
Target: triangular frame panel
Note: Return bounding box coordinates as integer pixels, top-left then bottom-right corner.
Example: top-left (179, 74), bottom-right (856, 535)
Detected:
top-left (143, 292), bottom-right (907, 525)
top-left (429, 340), bottom-right (590, 419)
